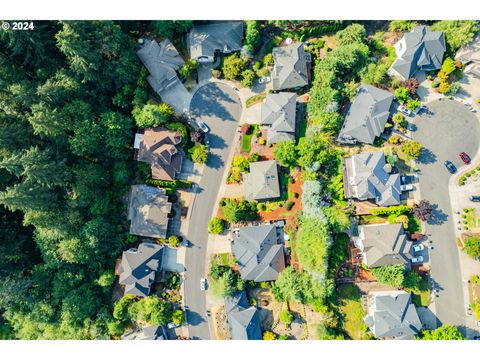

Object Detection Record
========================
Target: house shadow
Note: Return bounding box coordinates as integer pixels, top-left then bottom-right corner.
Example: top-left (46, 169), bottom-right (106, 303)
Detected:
top-left (417, 147), bottom-right (437, 165)
top-left (427, 204), bottom-right (448, 225)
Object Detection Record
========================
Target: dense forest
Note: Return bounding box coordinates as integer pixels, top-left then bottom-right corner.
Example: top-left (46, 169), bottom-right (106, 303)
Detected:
top-left (0, 20), bottom-right (156, 339)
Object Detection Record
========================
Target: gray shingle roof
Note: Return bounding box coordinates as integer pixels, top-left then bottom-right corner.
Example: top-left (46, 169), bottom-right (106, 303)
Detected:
top-left (390, 26), bottom-right (446, 80)
top-left (188, 22), bottom-right (244, 61)
top-left (137, 39), bottom-right (185, 94)
top-left (244, 160), bottom-right (281, 201)
top-left (353, 223), bottom-right (413, 268)
top-left (456, 33), bottom-right (480, 78)
top-left (364, 291), bottom-right (422, 339)
top-left (225, 291), bottom-right (262, 340)
top-left (128, 185), bottom-right (172, 239)
top-left (271, 42), bottom-right (309, 90)
top-left (121, 325), bottom-right (167, 340)
top-left (118, 242), bottom-right (164, 297)
top-left (343, 152), bottom-right (401, 206)
top-left (232, 224), bottom-right (286, 282)
top-left (338, 84), bottom-right (394, 144)
top-left (260, 92), bottom-right (297, 143)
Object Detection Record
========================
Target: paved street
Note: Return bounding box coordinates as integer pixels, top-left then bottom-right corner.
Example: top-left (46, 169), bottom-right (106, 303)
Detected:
top-left (413, 98), bottom-right (480, 332)
top-left (184, 82), bottom-right (242, 339)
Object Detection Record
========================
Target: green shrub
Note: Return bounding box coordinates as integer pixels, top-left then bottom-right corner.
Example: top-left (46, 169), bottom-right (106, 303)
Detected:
top-left (285, 201), bottom-right (295, 211)
top-left (208, 217), bottom-right (225, 234)
top-left (371, 264), bottom-right (405, 288)
top-left (279, 309), bottom-right (294, 326)
top-left (241, 69), bottom-right (256, 88)
top-left (394, 87), bottom-right (410, 103)
top-left (145, 179), bottom-right (192, 189)
top-left (370, 205), bottom-right (411, 216)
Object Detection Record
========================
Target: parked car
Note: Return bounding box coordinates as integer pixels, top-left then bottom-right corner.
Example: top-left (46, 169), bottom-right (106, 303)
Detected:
top-left (413, 244), bottom-right (425, 253)
top-left (398, 105), bottom-right (414, 117)
top-left (411, 256), bottom-right (424, 264)
top-left (459, 152), bottom-right (471, 164)
top-left (400, 184), bottom-right (414, 191)
top-left (167, 322), bottom-right (180, 329)
top-left (197, 120), bottom-right (210, 133)
top-left (258, 76), bottom-right (271, 84)
top-left (444, 160), bottom-right (457, 174)
top-left (200, 277), bottom-right (207, 291)
top-left (470, 195), bottom-right (480, 202)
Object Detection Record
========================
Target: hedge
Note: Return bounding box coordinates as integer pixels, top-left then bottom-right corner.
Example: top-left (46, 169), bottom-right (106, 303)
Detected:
top-left (370, 205), bottom-right (412, 216)
top-left (145, 179), bottom-right (192, 189)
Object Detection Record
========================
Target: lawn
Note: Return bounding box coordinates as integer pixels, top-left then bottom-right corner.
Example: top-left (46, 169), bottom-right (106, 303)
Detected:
top-left (246, 93), bottom-right (266, 108)
top-left (462, 208), bottom-right (479, 230)
top-left (298, 116), bottom-right (308, 141)
top-left (216, 253), bottom-right (236, 267)
top-left (337, 284), bottom-right (372, 340)
top-left (241, 134), bottom-right (252, 153)
top-left (411, 277), bottom-right (431, 307)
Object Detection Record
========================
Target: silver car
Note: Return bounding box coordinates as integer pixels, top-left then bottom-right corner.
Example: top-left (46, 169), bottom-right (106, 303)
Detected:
top-left (200, 278), bottom-right (207, 291)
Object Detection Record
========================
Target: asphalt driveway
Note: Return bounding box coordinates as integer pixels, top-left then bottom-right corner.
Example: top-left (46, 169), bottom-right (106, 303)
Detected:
top-left (413, 98), bottom-right (480, 332)
top-left (184, 82), bottom-right (242, 339)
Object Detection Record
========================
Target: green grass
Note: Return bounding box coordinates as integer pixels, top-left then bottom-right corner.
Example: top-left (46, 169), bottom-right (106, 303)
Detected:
top-left (298, 116), bottom-right (308, 142)
top-left (216, 253), bottom-right (236, 267)
top-left (462, 208), bottom-right (479, 229)
top-left (246, 93), bottom-right (266, 108)
top-left (411, 277), bottom-right (431, 307)
top-left (242, 134), bottom-right (252, 153)
top-left (337, 284), bottom-right (372, 340)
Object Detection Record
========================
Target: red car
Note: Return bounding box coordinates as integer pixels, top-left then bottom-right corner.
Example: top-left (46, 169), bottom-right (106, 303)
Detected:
top-left (460, 152), bottom-right (471, 164)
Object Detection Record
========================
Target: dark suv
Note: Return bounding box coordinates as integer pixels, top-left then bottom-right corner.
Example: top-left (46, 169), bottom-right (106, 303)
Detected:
top-left (470, 195), bottom-right (480, 202)
top-left (444, 160), bottom-right (457, 174)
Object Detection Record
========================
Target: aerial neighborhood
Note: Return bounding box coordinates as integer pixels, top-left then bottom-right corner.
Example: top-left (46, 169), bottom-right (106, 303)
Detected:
top-left (1, 19), bottom-right (480, 342)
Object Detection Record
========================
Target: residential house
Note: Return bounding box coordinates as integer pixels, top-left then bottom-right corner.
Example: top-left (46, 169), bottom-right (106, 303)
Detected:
top-left (342, 152), bottom-right (402, 206)
top-left (337, 84), bottom-right (394, 145)
top-left (353, 223), bottom-right (413, 268)
top-left (244, 160), bottom-right (281, 201)
top-left (134, 128), bottom-right (184, 181)
top-left (389, 26), bottom-right (446, 81)
top-left (271, 42), bottom-right (310, 91)
top-left (364, 291), bottom-right (422, 339)
top-left (225, 290), bottom-right (262, 340)
top-left (232, 224), bottom-right (286, 282)
top-left (121, 325), bottom-right (167, 340)
top-left (187, 22), bottom-right (244, 63)
top-left (260, 92), bottom-right (297, 144)
top-left (117, 242), bottom-right (164, 297)
top-left (128, 185), bottom-right (172, 239)
top-left (137, 38), bottom-right (186, 94)
top-left (456, 33), bottom-right (480, 79)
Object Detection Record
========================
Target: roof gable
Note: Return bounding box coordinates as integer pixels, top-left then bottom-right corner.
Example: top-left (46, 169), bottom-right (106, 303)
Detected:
top-left (244, 160), bottom-right (281, 201)
top-left (271, 43), bottom-right (309, 90)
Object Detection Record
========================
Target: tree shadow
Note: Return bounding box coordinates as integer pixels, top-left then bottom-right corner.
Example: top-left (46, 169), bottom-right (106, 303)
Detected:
top-left (206, 152), bottom-right (225, 170)
top-left (427, 204), bottom-right (448, 225)
top-left (190, 83), bottom-right (242, 122)
top-left (417, 147), bottom-right (437, 165)
top-left (185, 309), bottom-right (206, 327)
top-left (208, 132), bottom-right (227, 150)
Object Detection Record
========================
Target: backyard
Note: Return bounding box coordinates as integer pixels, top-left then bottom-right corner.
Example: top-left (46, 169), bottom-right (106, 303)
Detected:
top-left (337, 284), bottom-right (373, 340)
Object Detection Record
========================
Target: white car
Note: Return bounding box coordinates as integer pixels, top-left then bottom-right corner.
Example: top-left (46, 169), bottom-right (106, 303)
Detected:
top-left (411, 256), bottom-right (424, 264)
top-left (200, 278), bottom-right (207, 291)
top-left (400, 184), bottom-right (414, 191)
top-left (398, 105), bottom-right (414, 117)
top-left (412, 244), bottom-right (425, 253)
top-left (197, 120), bottom-right (210, 133)
top-left (258, 76), bottom-right (271, 84)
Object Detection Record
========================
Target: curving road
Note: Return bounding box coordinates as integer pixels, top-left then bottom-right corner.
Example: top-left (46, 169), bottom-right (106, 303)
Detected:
top-left (413, 99), bottom-right (480, 332)
top-left (184, 82), bottom-right (242, 340)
